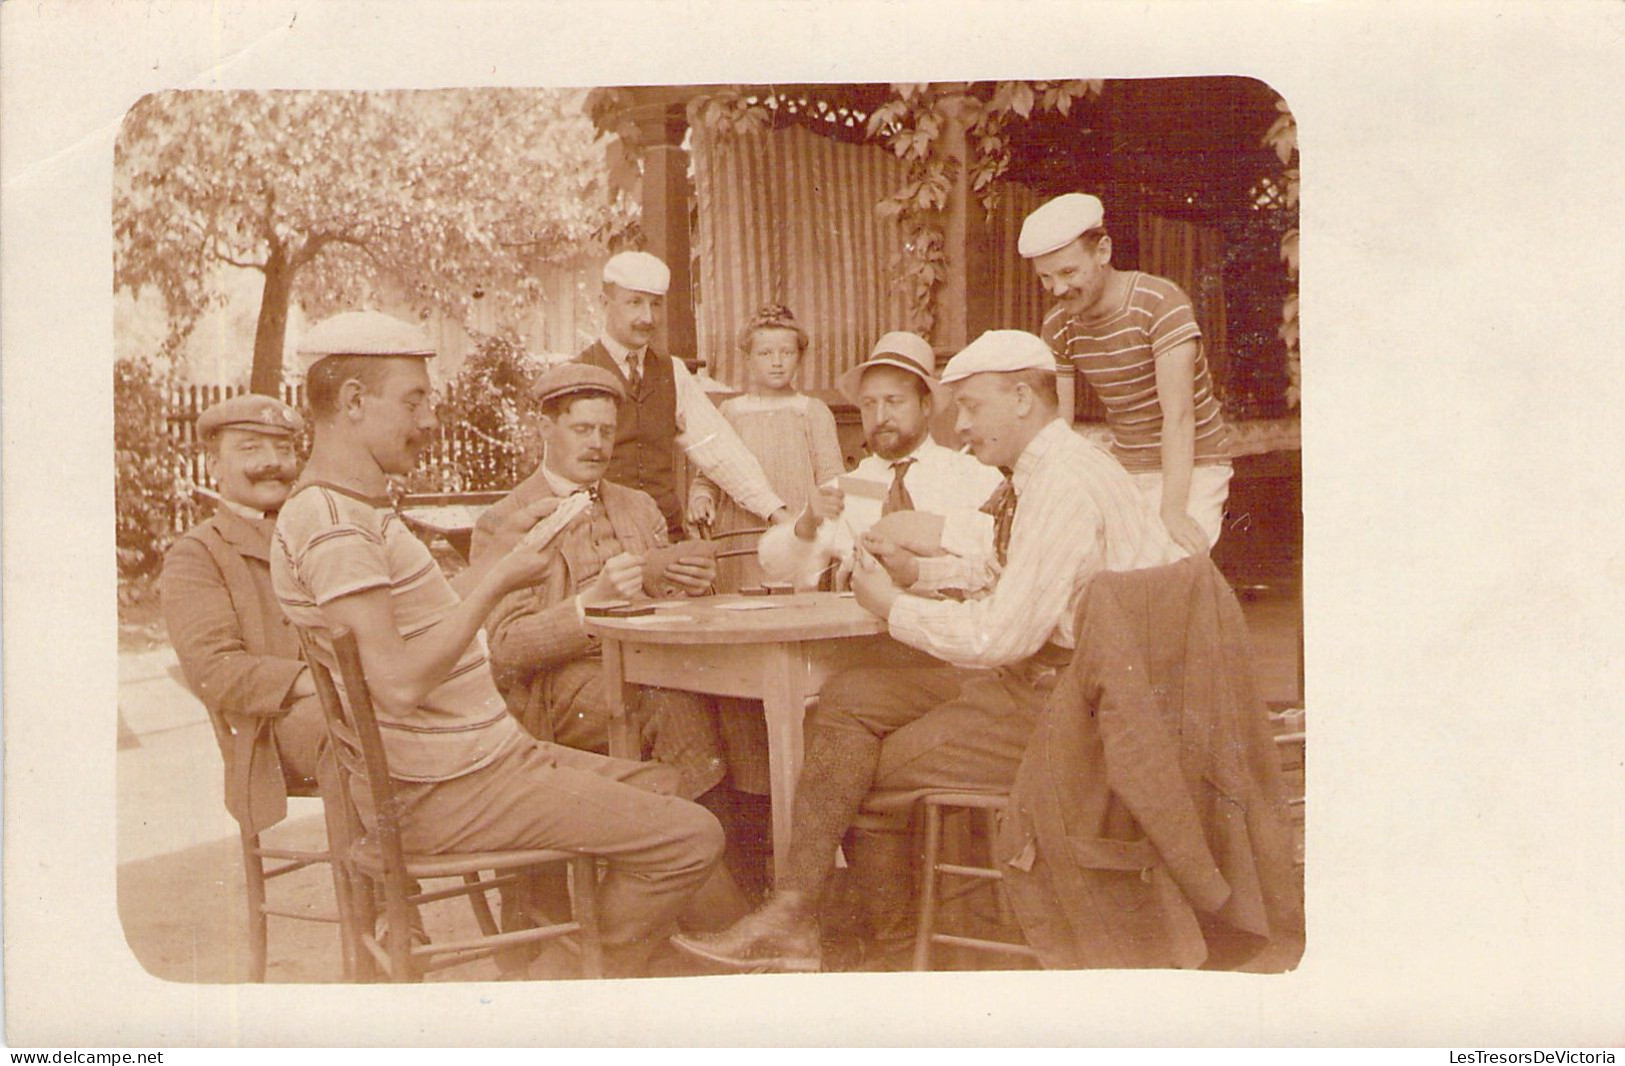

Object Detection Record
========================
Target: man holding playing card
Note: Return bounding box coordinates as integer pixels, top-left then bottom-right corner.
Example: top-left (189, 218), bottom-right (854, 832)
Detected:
top-left (755, 330), bottom-right (1005, 593)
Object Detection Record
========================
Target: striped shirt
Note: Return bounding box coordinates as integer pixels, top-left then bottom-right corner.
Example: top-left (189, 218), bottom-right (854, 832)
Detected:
top-left (1042, 271), bottom-right (1231, 474)
top-left (271, 482), bottom-right (525, 783)
top-left (887, 420), bottom-right (1184, 669)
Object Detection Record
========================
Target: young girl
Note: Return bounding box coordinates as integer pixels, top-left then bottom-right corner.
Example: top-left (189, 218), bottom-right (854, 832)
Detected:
top-left (689, 303), bottom-right (845, 591)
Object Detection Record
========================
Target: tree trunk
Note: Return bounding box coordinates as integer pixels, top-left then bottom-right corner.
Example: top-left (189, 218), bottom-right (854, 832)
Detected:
top-left (249, 247), bottom-right (294, 396)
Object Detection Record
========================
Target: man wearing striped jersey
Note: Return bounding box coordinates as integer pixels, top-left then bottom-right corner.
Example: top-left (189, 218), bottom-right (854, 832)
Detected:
top-left (271, 311), bottom-right (726, 977)
top-left (1021, 193), bottom-right (1234, 555)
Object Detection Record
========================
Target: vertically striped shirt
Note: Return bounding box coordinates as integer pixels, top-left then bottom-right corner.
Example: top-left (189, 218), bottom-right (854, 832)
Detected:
top-left (1042, 271), bottom-right (1231, 474)
top-left (271, 482), bottom-right (524, 783)
top-left (886, 420), bottom-right (1185, 669)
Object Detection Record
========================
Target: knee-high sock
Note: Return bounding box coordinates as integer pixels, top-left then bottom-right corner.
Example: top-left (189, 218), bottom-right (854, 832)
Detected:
top-left (782, 726), bottom-right (882, 898)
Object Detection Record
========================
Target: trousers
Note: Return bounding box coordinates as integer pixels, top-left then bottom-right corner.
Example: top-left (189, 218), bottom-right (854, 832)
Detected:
top-left (383, 739), bottom-right (724, 971)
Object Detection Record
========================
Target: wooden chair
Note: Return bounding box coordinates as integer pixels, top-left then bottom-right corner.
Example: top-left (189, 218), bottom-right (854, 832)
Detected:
top-left (695, 524), bottom-right (768, 593)
top-left (908, 710), bottom-right (1308, 971)
top-left (194, 693), bottom-right (350, 982)
top-left (297, 627), bottom-right (603, 982)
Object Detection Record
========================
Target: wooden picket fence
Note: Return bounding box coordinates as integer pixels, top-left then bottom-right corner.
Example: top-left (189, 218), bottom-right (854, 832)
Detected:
top-left (165, 383), bottom-right (525, 529)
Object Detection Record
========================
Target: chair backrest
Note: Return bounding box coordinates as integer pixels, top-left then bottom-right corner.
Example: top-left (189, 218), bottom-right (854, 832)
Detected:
top-left (295, 626), bottom-right (411, 880)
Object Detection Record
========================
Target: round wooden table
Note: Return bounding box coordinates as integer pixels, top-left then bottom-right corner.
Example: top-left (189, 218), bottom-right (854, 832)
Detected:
top-left (586, 591), bottom-right (906, 882)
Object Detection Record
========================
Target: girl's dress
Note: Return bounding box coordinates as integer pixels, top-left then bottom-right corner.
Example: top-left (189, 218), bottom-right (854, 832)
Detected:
top-left (692, 392), bottom-right (845, 591)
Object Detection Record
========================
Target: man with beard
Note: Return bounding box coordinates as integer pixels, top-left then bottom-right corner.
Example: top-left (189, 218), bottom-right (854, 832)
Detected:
top-left (674, 330), bottom-right (1183, 972)
top-left (578, 251), bottom-right (790, 537)
top-left (160, 394), bottom-right (325, 837)
top-left (756, 331), bottom-right (1005, 593)
top-left (273, 313), bottom-right (726, 977)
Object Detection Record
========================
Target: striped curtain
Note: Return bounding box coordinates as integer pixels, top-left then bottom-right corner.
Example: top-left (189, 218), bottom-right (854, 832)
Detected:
top-left (985, 182), bottom-right (1048, 337)
top-left (1136, 213), bottom-right (1230, 391)
top-left (691, 122), bottom-right (911, 391)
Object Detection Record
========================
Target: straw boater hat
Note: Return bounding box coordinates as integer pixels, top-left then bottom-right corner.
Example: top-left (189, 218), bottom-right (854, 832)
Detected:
top-left (938, 330), bottom-right (1058, 384)
top-left (601, 251), bottom-right (671, 296)
top-left (1017, 193), bottom-right (1107, 259)
top-left (196, 394), bottom-right (303, 442)
top-left (837, 330), bottom-right (949, 408)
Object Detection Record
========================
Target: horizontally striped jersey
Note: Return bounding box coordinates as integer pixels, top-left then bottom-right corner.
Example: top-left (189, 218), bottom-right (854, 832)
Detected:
top-left (271, 481), bottom-right (524, 783)
top-left (1042, 271), bottom-right (1231, 474)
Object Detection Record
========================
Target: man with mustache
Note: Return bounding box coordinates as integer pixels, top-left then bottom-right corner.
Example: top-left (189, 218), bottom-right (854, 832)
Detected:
top-left (273, 314), bottom-right (727, 977)
top-left (579, 251), bottom-right (791, 537)
top-left (477, 362), bottom-right (763, 914)
top-left (755, 330), bottom-right (1006, 593)
top-left (160, 394), bottom-right (325, 837)
top-left (675, 330), bottom-right (1183, 972)
top-left (1023, 193), bottom-right (1234, 556)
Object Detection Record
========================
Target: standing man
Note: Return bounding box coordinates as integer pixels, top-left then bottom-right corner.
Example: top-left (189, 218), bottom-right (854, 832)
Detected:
top-left (674, 331), bottom-right (1184, 972)
top-left (578, 250), bottom-right (791, 537)
top-left (272, 311), bottom-right (725, 977)
top-left (1021, 193), bottom-right (1234, 555)
top-left (756, 330), bottom-right (1005, 592)
top-left (160, 393), bottom-right (323, 837)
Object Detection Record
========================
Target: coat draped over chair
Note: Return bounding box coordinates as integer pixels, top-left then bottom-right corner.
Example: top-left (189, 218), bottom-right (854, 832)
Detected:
top-left (995, 553), bottom-right (1304, 970)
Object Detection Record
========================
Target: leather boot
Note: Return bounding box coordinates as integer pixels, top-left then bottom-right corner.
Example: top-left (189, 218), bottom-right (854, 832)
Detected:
top-left (669, 890), bottom-right (822, 973)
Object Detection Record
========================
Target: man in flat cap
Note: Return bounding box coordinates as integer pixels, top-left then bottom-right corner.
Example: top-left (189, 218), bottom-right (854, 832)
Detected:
top-left (472, 362), bottom-right (766, 910)
top-left (1021, 193), bottom-right (1234, 556)
top-left (675, 330), bottom-right (1183, 972)
top-left (273, 311), bottom-right (728, 977)
top-left (161, 393), bottom-right (324, 838)
top-left (756, 330), bottom-right (1005, 593)
top-left (580, 250), bottom-right (791, 537)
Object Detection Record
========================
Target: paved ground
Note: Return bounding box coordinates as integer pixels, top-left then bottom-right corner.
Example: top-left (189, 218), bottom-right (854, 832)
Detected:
top-left (116, 589), bottom-right (1304, 985)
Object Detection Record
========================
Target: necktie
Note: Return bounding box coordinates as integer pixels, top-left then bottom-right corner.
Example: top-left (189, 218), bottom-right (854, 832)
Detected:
top-left (882, 459), bottom-right (917, 516)
top-left (625, 352), bottom-right (642, 395)
top-left (979, 471), bottom-right (1017, 567)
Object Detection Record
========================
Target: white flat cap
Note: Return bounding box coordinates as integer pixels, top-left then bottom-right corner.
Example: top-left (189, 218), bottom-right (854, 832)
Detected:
top-left (602, 251), bottom-right (671, 295)
top-left (939, 330), bottom-right (1057, 384)
top-left (297, 311), bottom-right (435, 369)
top-left (837, 330), bottom-right (947, 406)
top-left (1018, 193), bottom-right (1106, 258)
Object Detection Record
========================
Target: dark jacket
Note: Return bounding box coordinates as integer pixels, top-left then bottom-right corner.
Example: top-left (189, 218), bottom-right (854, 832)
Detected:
top-left (579, 340), bottom-right (683, 534)
top-left (996, 553), bottom-right (1304, 970)
top-left (159, 507), bottom-right (309, 835)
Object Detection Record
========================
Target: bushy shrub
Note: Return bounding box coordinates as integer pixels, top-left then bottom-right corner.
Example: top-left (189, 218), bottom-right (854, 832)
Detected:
top-left (115, 356), bottom-right (187, 587)
top-left (405, 334), bottom-right (547, 493)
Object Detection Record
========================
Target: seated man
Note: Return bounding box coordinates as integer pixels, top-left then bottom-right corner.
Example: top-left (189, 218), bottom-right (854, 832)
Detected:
top-left (674, 330), bottom-right (1184, 972)
top-left (755, 330), bottom-right (1006, 593)
top-left (476, 362), bottom-right (770, 903)
top-left (160, 393), bottom-right (324, 838)
top-left (271, 311), bottom-right (726, 978)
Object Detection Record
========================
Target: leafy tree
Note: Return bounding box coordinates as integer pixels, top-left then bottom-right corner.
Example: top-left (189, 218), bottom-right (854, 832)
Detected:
top-left (114, 89), bottom-right (631, 394)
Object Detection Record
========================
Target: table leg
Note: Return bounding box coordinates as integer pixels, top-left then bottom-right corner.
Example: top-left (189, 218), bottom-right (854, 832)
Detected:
top-left (601, 639), bottom-right (637, 761)
top-left (758, 642), bottom-right (809, 886)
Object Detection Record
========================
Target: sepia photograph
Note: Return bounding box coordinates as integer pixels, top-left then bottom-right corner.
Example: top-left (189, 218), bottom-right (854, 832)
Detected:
top-left (110, 77), bottom-right (1306, 986)
top-left (5, 0), bottom-right (1623, 1050)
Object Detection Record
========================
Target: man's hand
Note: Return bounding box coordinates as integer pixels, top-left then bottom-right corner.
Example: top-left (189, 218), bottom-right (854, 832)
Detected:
top-left (860, 530), bottom-right (922, 587)
top-left (471, 495), bottom-right (563, 563)
top-left (1161, 509), bottom-right (1210, 557)
top-left (488, 538), bottom-right (563, 595)
top-left (767, 505), bottom-right (794, 526)
top-left (285, 667), bottom-right (317, 705)
top-left (584, 552), bottom-right (645, 603)
top-left (794, 485), bottom-right (845, 541)
top-left (654, 554), bottom-right (717, 596)
top-left (687, 493), bottom-right (716, 528)
top-left (851, 552), bottom-right (901, 619)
